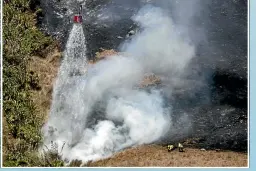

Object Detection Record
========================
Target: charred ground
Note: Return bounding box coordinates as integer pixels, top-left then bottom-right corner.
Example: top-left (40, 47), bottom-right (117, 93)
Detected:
top-left (38, 0), bottom-right (248, 152)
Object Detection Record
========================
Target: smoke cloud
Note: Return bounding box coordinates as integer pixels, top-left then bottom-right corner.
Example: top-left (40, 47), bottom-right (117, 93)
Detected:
top-left (42, 4), bottom-right (202, 165)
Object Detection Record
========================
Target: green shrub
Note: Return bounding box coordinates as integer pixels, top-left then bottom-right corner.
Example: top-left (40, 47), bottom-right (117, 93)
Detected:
top-left (2, 0), bottom-right (60, 167)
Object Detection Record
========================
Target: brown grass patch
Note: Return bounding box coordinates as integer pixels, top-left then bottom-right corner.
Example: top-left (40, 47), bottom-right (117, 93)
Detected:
top-left (28, 48), bottom-right (61, 122)
top-left (86, 145), bottom-right (248, 167)
top-left (139, 74), bottom-right (161, 88)
top-left (92, 49), bottom-right (162, 87)
top-left (95, 48), bottom-right (119, 59)
top-left (24, 49), bottom-right (247, 168)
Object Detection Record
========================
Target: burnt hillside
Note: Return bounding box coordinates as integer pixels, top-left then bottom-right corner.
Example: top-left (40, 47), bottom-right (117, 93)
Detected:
top-left (39, 0), bottom-right (248, 152)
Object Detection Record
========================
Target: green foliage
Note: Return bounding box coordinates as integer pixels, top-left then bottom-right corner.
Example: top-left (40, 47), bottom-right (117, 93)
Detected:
top-left (41, 142), bottom-right (66, 167)
top-left (2, 0), bottom-right (60, 167)
top-left (69, 160), bottom-right (83, 167)
top-left (3, 141), bottom-right (65, 167)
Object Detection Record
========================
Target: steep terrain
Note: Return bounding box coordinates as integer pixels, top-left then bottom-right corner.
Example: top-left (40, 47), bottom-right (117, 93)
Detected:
top-left (2, 0), bottom-right (248, 167)
top-left (26, 49), bottom-right (249, 167)
top-left (39, 0), bottom-right (248, 152)
top-left (86, 145), bottom-right (247, 167)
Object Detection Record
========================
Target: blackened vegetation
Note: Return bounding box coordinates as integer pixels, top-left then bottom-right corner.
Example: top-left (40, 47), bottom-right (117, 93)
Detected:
top-left (29, 0), bottom-right (41, 11)
top-left (212, 70), bottom-right (247, 109)
top-left (39, 0), bottom-right (248, 152)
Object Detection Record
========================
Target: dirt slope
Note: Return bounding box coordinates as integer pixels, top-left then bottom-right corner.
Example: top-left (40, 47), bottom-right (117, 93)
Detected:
top-left (28, 49), bottom-right (247, 167)
top-left (86, 145), bottom-right (248, 167)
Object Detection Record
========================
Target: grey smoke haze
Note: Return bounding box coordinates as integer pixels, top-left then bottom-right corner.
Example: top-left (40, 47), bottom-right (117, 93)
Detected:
top-left (42, 3), bottom-right (205, 165)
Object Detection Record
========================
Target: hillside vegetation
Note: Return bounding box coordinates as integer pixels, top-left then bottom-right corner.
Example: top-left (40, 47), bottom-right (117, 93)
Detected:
top-left (2, 0), bottom-right (64, 166)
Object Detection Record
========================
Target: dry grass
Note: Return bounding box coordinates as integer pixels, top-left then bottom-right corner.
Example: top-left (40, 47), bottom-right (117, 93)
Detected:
top-left (91, 49), bottom-right (136, 63)
top-left (139, 74), bottom-right (161, 88)
top-left (95, 48), bottom-right (119, 59)
top-left (86, 145), bottom-right (248, 167)
top-left (25, 49), bottom-right (247, 168)
top-left (28, 48), bottom-right (61, 122)
top-left (28, 49), bottom-right (116, 123)
top-left (92, 49), bottom-right (162, 87)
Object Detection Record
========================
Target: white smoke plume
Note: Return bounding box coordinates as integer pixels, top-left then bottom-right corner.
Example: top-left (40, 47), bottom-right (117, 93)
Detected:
top-left (121, 4), bottom-right (195, 75)
top-left (42, 4), bottom-right (197, 165)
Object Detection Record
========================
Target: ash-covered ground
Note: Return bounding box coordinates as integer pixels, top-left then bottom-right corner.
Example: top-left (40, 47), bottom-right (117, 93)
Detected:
top-left (38, 0), bottom-right (247, 152)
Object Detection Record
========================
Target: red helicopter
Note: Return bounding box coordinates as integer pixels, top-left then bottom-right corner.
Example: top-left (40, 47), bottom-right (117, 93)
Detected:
top-left (73, 5), bottom-right (83, 23)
